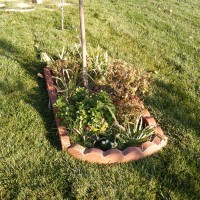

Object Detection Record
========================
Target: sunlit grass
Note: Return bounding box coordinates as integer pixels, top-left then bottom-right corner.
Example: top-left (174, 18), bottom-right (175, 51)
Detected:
top-left (0, 0), bottom-right (199, 199)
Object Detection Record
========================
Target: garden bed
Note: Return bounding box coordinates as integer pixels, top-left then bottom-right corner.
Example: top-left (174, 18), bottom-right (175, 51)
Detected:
top-left (44, 67), bottom-right (168, 164)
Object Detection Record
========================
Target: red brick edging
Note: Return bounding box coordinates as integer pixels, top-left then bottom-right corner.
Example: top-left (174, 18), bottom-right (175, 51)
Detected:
top-left (44, 67), bottom-right (168, 164)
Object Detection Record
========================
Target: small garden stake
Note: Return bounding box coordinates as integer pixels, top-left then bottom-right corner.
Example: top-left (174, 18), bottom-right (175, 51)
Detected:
top-left (61, 0), bottom-right (64, 30)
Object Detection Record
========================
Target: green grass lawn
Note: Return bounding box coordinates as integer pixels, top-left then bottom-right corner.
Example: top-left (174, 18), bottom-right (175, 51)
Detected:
top-left (0, 0), bottom-right (200, 199)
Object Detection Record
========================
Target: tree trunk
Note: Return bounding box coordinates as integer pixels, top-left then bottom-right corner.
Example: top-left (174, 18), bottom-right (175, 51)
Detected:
top-left (79, 0), bottom-right (89, 91)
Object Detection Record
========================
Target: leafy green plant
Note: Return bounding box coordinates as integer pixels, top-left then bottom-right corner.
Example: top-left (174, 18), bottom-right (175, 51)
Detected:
top-left (83, 116), bottom-right (155, 150)
top-left (54, 87), bottom-right (155, 150)
top-left (54, 87), bottom-right (116, 147)
top-left (53, 66), bottom-right (79, 100)
top-left (41, 46), bottom-right (82, 99)
top-left (87, 45), bottom-right (109, 83)
top-left (115, 116), bottom-right (155, 148)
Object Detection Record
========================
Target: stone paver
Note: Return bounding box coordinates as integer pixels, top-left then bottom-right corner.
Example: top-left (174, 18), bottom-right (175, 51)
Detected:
top-left (0, 3), bottom-right (6, 8)
top-left (0, 1), bottom-right (74, 12)
top-left (57, 2), bottom-right (73, 7)
top-left (16, 3), bottom-right (32, 8)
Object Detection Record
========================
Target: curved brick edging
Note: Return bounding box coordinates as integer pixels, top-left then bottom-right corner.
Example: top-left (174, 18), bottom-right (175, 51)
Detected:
top-left (44, 67), bottom-right (168, 164)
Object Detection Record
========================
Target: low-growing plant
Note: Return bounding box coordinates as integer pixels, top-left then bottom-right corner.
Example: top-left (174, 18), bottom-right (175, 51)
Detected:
top-left (87, 45), bottom-right (109, 83)
top-left (94, 109), bottom-right (155, 150)
top-left (106, 60), bottom-right (151, 100)
top-left (105, 60), bottom-right (151, 123)
top-left (54, 87), bottom-right (117, 147)
top-left (53, 67), bottom-right (79, 100)
top-left (116, 116), bottom-right (155, 148)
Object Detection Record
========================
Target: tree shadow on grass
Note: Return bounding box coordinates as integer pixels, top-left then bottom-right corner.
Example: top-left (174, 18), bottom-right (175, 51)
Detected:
top-left (146, 79), bottom-right (200, 137)
top-left (0, 38), bottom-right (61, 151)
top-left (130, 151), bottom-right (200, 200)
top-left (131, 79), bottom-right (200, 199)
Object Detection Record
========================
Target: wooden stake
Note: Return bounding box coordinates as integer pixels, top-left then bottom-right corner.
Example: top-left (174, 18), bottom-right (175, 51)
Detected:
top-left (61, 0), bottom-right (64, 30)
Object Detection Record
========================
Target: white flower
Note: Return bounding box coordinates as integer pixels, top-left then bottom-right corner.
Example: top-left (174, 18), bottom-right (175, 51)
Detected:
top-left (102, 141), bottom-right (106, 144)
top-left (110, 141), bottom-right (118, 148)
top-left (114, 142), bottom-right (118, 147)
top-left (106, 140), bottom-right (109, 143)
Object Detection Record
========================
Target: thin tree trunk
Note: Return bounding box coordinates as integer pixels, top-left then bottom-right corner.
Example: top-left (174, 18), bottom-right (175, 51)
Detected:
top-left (79, 0), bottom-right (89, 91)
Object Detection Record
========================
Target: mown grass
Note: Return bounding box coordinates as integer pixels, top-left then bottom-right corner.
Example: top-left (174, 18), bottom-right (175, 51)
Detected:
top-left (0, 0), bottom-right (199, 199)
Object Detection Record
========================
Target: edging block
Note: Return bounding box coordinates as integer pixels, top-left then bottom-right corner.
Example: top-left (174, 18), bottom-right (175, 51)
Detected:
top-left (142, 116), bottom-right (157, 126)
top-left (122, 147), bottom-right (142, 162)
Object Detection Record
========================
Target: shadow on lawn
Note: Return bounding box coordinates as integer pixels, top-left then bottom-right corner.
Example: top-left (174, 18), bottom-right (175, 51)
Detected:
top-left (133, 79), bottom-right (200, 199)
top-left (0, 38), bottom-right (61, 151)
top-left (130, 151), bottom-right (200, 199)
top-left (146, 79), bottom-right (200, 137)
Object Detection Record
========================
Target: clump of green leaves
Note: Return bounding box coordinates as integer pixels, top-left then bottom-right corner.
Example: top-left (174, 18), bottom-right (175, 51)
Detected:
top-left (54, 87), bottom-right (116, 147)
top-left (116, 117), bottom-right (155, 148)
top-left (87, 45), bottom-right (109, 83)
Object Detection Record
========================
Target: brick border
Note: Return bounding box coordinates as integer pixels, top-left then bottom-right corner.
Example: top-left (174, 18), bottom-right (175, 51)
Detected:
top-left (44, 67), bottom-right (168, 164)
